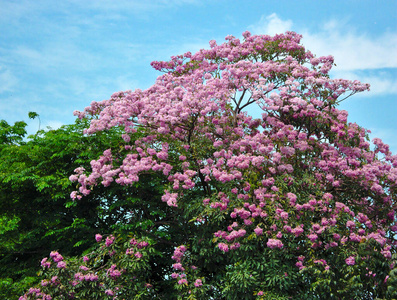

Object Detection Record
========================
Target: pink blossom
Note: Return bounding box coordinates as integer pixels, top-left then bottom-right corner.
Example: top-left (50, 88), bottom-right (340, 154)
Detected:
top-left (50, 252), bottom-right (63, 263)
top-left (41, 257), bottom-right (51, 268)
top-left (95, 234), bottom-right (102, 242)
top-left (295, 261), bottom-right (305, 270)
top-left (105, 235), bottom-right (115, 247)
top-left (137, 241), bottom-right (149, 249)
top-left (194, 279), bottom-right (203, 287)
top-left (308, 234), bottom-right (318, 242)
top-left (254, 227), bottom-right (263, 236)
top-left (173, 263), bottom-right (184, 270)
top-left (267, 238), bottom-right (283, 249)
top-left (41, 280), bottom-right (49, 286)
top-left (218, 242), bottom-right (229, 252)
top-left (292, 226), bottom-right (304, 237)
top-left (346, 220), bottom-right (356, 229)
top-left (345, 256), bottom-right (356, 266)
top-left (126, 248), bottom-right (134, 255)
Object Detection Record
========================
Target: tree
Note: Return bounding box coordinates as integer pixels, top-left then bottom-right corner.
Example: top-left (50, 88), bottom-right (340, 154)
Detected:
top-left (20, 31), bottom-right (397, 299)
top-left (0, 117), bottom-right (166, 299)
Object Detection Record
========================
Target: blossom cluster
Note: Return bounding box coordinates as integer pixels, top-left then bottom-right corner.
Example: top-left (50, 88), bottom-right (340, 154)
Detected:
top-left (20, 234), bottom-right (154, 299)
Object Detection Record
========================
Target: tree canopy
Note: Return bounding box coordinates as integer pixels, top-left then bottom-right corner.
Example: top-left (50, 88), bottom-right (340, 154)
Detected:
top-left (17, 31), bottom-right (397, 299)
top-left (0, 117), bottom-right (164, 298)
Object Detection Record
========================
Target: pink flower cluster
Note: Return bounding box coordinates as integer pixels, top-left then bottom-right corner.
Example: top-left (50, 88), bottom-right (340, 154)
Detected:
top-left (345, 256), bottom-right (356, 266)
top-left (105, 235), bottom-right (115, 247)
top-left (125, 237), bottom-right (148, 259)
top-left (19, 287), bottom-right (52, 300)
top-left (266, 238), bottom-right (284, 249)
top-left (107, 264), bottom-right (123, 279)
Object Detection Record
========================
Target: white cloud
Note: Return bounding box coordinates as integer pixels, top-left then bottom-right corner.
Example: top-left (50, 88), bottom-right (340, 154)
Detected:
top-left (249, 13), bottom-right (293, 36)
top-left (0, 0), bottom-right (201, 26)
top-left (332, 70), bottom-right (397, 96)
top-left (249, 13), bottom-right (397, 95)
top-left (301, 29), bottom-right (397, 71)
top-left (250, 13), bottom-right (397, 70)
top-left (361, 76), bottom-right (397, 96)
top-left (13, 43), bottom-right (100, 72)
top-left (0, 66), bottom-right (17, 93)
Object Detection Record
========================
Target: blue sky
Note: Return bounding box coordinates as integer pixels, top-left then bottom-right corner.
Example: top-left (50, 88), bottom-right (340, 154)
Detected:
top-left (0, 0), bottom-right (396, 152)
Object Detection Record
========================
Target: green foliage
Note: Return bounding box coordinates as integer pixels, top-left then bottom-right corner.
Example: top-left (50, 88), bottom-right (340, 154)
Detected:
top-left (0, 115), bottom-right (166, 299)
top-left (0, 119), bottom-right (27, 145)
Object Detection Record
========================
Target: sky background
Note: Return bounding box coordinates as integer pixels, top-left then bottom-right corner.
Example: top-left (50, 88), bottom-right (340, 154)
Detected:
top-left (0, 0), bottom-right (396, 152)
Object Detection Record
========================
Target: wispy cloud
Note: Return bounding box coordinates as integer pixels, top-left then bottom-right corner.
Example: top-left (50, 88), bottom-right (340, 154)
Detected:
top-left (333, 70), bottom-right (397, 97)
top-left (301, 29), bottom-right (397, 71)
top-left (0, 0), bottom-right (201, 27)
top-left (0, 66), bottom-right (17, 93)
top-left (249, 13), bottom-right (293, 36)
top-left (249, 13), bottom-right (397, 96)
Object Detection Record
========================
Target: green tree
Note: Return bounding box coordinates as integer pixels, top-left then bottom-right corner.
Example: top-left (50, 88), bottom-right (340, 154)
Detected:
top-left (0, 117), bottom-right (168, 299)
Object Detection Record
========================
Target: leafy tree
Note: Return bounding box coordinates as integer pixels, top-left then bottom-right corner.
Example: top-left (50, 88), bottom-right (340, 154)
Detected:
top-left (0, 117), bottom-right (166, 299)
top-left (20, 31), bottom-right (396, 299)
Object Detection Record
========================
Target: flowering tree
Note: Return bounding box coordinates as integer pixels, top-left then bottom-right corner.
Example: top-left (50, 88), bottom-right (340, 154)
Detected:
top-left (21, 31), bottom-right (397, 299)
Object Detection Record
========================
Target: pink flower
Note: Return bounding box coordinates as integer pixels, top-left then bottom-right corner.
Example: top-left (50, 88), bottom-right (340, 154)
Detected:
top-left (254, 227), bottom-right (263, 236)
top-left (218, 242), bottom-right (229, 252)
top-left (105, 289), bottom-right (114, 296)
top-left (345, 256), bottom-right (355, 266)
top-left (84, 273), bottom-right (98, 281)
top-left (57, 261), bottom-right (66, 269)
top-left (218, 243), bottom-right (229, 252)
top-left (49, 252), bottom-right (63, 263)
top-left (41, 279), bottom-right (49, 286)
top-left (137, 241), bottom-right (149, 249)
top-left (95, 234), bottom-right (102, 242)
top-left (105, 235), bottom-right (115, 247)
top-left (296, 261), bottom-right (305, 270)
top-left (194, 279), bottom-right (203, 287)
top-left (308, 233), bottom-right (318, 242)
top-left (41, 257), bottom-right (51, 268)
top-left (173, 263), bottom-right (184, 270)
top-left (292, 226), bottom-right (304, 237)
top-left (267, 238), bottom-right (283, 249)
top-left (346, 220), bottom-right (355, 229)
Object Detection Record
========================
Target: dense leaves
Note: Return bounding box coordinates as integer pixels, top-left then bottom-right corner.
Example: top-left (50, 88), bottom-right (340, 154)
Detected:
top-left (0, 118), bottom-right (167, 299)
top-left (18, 31), bottom-right (397, 299)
